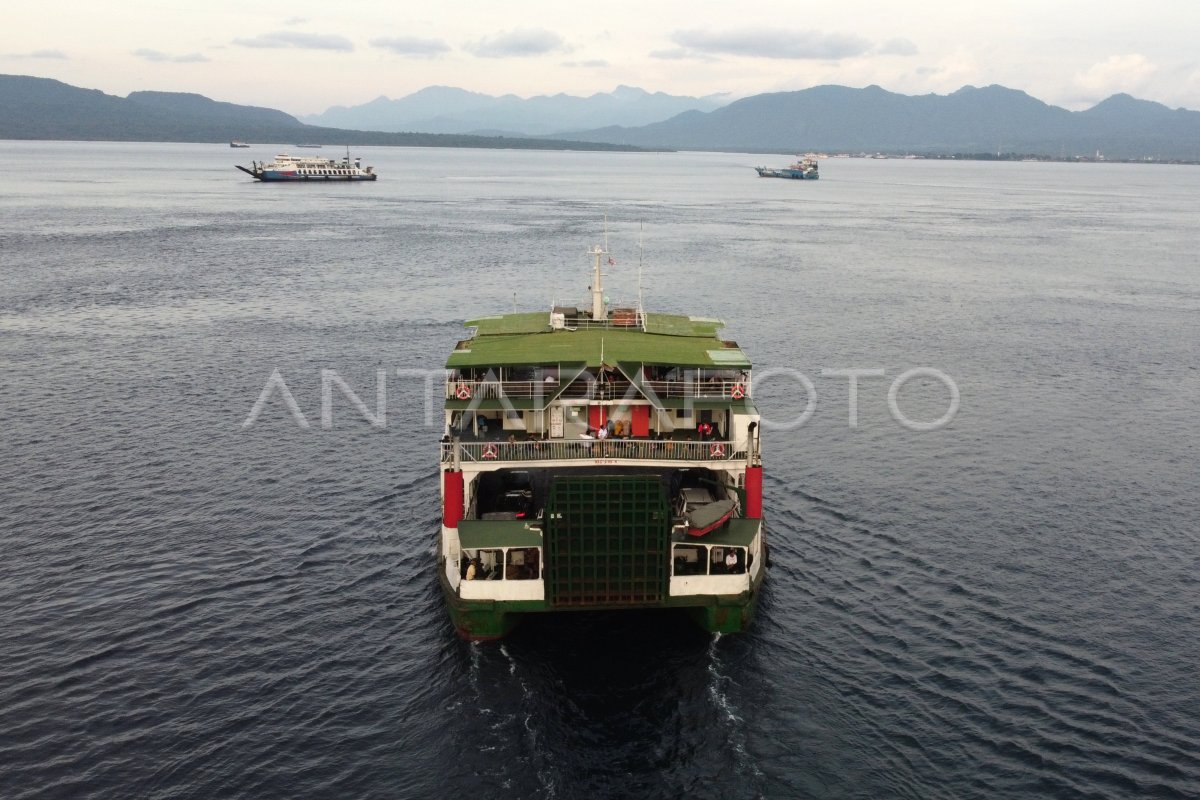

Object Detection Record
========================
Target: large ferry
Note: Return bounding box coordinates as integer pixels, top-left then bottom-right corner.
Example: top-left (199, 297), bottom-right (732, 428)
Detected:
top-left (235, 152), bottom-right (377, 181)
top-left (438, 242), bottom-right (766, 639)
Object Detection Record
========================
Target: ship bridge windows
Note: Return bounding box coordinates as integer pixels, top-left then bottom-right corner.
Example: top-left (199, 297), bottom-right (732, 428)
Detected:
top-left (460, 547), bottom-right (541, 581)
top-left (506, 547), bottom-right (540, 580)
top-left (462, 548), bottom-right (503, 580)
top-left (709, 546), bottom-right (746, 575)
top-left (671, 543), bottom-right (746, 576)
top-left (673, 544), bottom-right (706, 576)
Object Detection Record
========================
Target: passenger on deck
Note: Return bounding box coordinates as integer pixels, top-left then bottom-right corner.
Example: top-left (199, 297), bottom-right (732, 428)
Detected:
top-left (465, 557), bottom-right (479, 580)
top-left (725, 549), bottom-right (739, 573)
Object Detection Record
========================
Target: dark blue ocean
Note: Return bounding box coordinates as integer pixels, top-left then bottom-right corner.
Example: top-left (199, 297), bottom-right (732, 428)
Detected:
top-left (1, 141), bottom-right (1198, 799)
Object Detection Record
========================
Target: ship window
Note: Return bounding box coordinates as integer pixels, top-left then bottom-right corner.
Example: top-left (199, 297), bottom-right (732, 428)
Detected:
top-left (673, 544), bottom-right (706, 576)
top-left (506, 547), bottom-right (540, 580)
top-left (709, 546), bottom-right (746, 575)
top-left (462, 548), bottom-right (504, 580)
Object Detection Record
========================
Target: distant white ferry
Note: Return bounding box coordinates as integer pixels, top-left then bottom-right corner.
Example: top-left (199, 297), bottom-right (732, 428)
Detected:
top-left (235, 152), bottom-right (377, 182)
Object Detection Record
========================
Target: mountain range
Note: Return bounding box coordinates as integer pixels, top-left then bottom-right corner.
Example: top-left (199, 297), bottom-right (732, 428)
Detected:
top-left (2, 74), bottom-right (1199, 160)
top-left (0, 75), bottom-right (638, 152)
top-left (300, 85), bottom-right (730, 136)
top-left (546, 84), bottom-right (1200, 160)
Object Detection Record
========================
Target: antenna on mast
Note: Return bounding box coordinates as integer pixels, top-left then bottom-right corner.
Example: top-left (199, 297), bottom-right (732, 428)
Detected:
top-left (637, 222), bottom-right (644, 312)
top-left (590, 216), bottom-right (609, 321)
top-left (590, 244), bottom-right (606, 320)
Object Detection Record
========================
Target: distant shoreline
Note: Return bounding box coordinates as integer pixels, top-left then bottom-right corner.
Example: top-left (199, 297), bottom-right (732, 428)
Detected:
top-left (3, 138), bottom-right (1198, 165)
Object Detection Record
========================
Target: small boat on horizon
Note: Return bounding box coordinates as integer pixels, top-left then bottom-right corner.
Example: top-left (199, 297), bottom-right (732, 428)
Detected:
top-left (754, 155), bottom-right (820, 180)
top-left (229, 140), bottom-right (250, 148)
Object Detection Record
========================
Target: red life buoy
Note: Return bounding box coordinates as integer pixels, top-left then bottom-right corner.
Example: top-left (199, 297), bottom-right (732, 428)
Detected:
top-left (709, 442), bottom-right (726, 458)
top-left (731, 383), bottom-right (746, 399)
top-left (456, 382), bottom-right (472, 400)
top-left (482, 443), bottom-right (498, 460)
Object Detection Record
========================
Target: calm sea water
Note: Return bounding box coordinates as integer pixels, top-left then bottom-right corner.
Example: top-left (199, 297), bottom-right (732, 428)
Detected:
top-left (1, 141), bottom-right (1198, 799)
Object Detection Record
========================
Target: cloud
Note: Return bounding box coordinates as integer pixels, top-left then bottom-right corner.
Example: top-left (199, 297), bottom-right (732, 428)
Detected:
top-left (14, 49), bottom-right (68, 59)
top-left (464, 28), bottom-right (567, 58)
top-left (669, 28), bottom-right (872, 60)
top-left (563, 59), bottom-right (610, 68)
top-left (649, 47), bottom-right (718, 62)
top-left (233, 32), bottom-right (354, 52)
top-left (133, 48), bottom-right (210, 63)
top-left (877, 38), bottom-right (918, 57)
top-left (1074, 54), bottom-right (1157, 97)
top-left (369, 36), bottom-right (450, 57)
top-left (899, 47), bottom-right (982, 93)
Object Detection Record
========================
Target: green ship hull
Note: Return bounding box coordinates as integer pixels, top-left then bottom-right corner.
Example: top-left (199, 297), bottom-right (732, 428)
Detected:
top-left (440, 548), bottom-right (766, 640)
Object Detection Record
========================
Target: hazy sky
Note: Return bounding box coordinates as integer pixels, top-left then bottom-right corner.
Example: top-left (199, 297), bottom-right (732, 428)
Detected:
top-left (4, 1), bottom-right (1198, 116)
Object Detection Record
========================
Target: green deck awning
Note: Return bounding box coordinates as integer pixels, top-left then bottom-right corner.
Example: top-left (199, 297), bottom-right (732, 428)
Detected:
top-left (447, 312), bottom-right (751, 370)
top-left (458, 519), bottom-right (544, 549)
top-left (693, 518), bottom-right (760, 548)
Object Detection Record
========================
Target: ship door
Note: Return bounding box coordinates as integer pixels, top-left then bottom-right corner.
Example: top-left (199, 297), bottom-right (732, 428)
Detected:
top-left (631, 405), bottom-right (650, 437)
top-left (588, 405), bottom-right (607, 431)
top-left (542, 475), bottom-right (670, 607)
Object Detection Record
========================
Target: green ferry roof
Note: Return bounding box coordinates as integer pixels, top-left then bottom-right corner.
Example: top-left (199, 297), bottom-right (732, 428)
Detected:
top-left (447, 311), bottom-right (751, 369)
top-left (458, 519), bottom-right (544, 549)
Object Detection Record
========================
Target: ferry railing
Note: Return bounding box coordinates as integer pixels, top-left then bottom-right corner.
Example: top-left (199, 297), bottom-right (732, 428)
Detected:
top-left (446, 380), bottom-right (542, 400)
top-left (445, 378), bottom-right (634, 401)
top-left (546, 306), bottom-right (646, 331)
top-left (639, 379), bottom-right (751, 400)
top-left (555, 317), bottom-right (645, 331)
top-left (442, 439), bottom-right (747, 464)
top-left (445, 377), bottom-right (748, 401)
